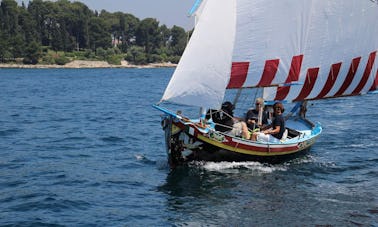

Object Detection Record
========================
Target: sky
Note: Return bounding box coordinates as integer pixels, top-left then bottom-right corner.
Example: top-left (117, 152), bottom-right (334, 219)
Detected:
top-left (16, 0), bottom-right (196, 30)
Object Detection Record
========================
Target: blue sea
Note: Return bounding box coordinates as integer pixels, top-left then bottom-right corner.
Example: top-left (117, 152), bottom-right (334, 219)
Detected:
top-left (0, 68), bottom-right (377, 226)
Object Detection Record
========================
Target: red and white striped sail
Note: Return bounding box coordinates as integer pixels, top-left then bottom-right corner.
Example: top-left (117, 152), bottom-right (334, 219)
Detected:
top-left (161, 0), bottom-right (378, 108)
top-left (229, 0), bottom-right (378, 102)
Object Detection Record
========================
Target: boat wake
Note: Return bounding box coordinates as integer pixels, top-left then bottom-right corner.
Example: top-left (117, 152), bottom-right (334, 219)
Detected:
top-left (185, 155), bottom-right (318, 174)
top-left (193, 161), bottom-right (287, 173)
top-left (134, 154), bottom-right (157, 166)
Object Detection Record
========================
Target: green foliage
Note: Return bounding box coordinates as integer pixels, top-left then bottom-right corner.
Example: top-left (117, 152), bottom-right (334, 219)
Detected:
top-left (55, 56), bottom-right (70, 65)
top-left (136, 18), bottom-right (160, 55)
top-left (83, 49), bottom-right (96, 59)
top-left (125, 45), bottom-right (145, 64)
top-left (23, 41), bottom-right (42, 64)
top-left (41, 54), bottom-right (56, 64)
top-left (40, 51), bottom-right (70, 65)
top-left (148, 54), bottom-right (163, 63)
top-left (134, 52), bottom-right (147, 65)
top-left (106, 54), bottom-right (123, 65)
top-left (170, 26), bottom-right (187, 56)
top-left (167, 55), bottom-right (181, 64)
top-left (95, 47), bottom-right (106, 60)
top-left (0, 32), bottom-right (10, 62)
top-left (0, 0), bottom-right (189, 65)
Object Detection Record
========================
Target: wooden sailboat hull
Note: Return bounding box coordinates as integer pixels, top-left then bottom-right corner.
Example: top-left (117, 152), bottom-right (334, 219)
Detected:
top-left (161, 115), bottom-right (321, 167)
top-left (189, 143), bottom-right (312, 164)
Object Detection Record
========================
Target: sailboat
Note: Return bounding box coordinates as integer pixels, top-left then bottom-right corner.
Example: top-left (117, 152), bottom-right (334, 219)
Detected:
top-left (154, 0), bottom-right (378, 167)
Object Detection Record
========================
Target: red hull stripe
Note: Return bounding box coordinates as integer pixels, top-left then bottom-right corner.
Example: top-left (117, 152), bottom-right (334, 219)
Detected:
top-left (334, 57), bottom-right (361, 96)
top-left (314, 62), bottom-right (342, 99)
top-left (225, 140), bottom-right (298, 153)
top-left (294, 68), bottom-right (319, 101)
top-left (257, 59), bottom-right (279, 86)
top-left (176, 122), bottom-right (303, 155)
top-left (369, 69), bottom-right (378, 91)
top-left (227, 62), bottom-right (250, 88)
top-left (274, 55), bottom-right (304, 100)
top-left (352, 51), bottom-right (377, 95)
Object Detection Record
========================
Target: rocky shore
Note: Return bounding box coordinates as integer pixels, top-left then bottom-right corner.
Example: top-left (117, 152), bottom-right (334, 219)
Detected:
top-left (0, 60), bottom-right (177, 69)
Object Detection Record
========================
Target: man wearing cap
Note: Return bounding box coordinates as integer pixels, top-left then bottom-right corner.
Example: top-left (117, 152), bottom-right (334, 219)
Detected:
top-left (207, 101), bottom-right (250, 139)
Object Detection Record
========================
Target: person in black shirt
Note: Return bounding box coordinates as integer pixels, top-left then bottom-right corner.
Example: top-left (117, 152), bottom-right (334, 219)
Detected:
top-left (206, 101), bottom-right (250, 139)
top-left (251, 102), bottom-right (285, 142)
top-left (206, 102), bottom-right (234, 132)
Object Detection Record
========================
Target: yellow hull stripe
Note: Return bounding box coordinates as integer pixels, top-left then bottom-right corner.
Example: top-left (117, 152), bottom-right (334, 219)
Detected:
top-left (197, 134), bottom-right (316, 157)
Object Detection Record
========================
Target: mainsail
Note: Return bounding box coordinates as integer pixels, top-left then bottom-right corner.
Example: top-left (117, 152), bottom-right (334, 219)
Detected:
top-left (161, 0), bottom-right (378, 107)
top-left (161, 0), bottom-right (236, 109)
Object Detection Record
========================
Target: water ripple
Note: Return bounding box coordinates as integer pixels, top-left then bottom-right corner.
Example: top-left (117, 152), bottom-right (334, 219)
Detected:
top-left (0, 69), bottom-right (376, 226)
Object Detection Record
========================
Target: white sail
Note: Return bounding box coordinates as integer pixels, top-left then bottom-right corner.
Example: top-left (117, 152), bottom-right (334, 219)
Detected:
top-left (161, 0), bottom-right (236, 109)
top-left (229, 0), bottom-right (378, 102)
top-left (162, 0), bottom-right (378, 107)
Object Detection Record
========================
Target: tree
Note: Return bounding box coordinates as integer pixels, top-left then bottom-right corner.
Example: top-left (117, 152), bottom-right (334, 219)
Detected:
top-left (170, 26), bottom-right (187, 56)
top-left (9, 34), bottom-right (24, 58)
top-left (135, 18), bottom-right (160, 56)
top-left (28, 0), bottom-right (51, 45)
top-left (18, 3), bottom-right (36, 45)
top-left (1, 0), bottom-right (19, 36)
top-left (159, 25), bottom-right (171, 47)
top-left (0, 0), bottom-right (189, 64)
top-left (122, 14), bottom-right (139, 45)
top-left (69, 1), bottom-right (92, 49)
top-left (23, 41), bottom-right (42, 64)
top-left (88, 17), bottom-right (111, 50)
top-left (126, 45), bottom-right (146, 64)
top-left (0, 33), bottom-right (10, 62)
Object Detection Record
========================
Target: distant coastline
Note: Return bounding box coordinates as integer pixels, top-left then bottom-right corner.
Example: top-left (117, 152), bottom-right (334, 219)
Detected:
top-left (0, 60), bottom-right (177, 69)
top-left (1, 1), bottom-right (187, 71)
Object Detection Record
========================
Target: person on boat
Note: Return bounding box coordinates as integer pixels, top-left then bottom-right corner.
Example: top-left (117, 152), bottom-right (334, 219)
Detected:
top-left (251, 102), bottom-right (286, 143)
top-left (205, 102), bottom-right (234, 132)
top-left (206, 101), bottom-right (250, 139)
top-left (245, 97), bottom-right (269, 131)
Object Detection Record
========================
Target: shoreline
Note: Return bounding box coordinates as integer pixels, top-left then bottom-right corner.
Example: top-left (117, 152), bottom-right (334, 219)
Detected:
top-left (0, 60), bottom-right (177, 69)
